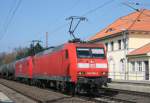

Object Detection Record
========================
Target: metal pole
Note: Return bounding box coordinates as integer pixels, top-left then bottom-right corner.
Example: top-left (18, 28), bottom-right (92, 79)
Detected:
top-left (46, 32), bottom-right (48, 48)
top-left (123, 30), bottom-right (128, 80)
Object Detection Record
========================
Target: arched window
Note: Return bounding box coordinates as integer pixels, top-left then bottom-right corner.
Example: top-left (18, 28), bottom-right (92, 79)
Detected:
top-left (120, 58), bottom-right (125, 73)
top-left (108, 57), bottom-right (115, 79)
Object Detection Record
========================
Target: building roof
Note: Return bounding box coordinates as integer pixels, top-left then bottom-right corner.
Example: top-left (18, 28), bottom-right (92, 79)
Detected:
top-left (128, 43), bottom-right (150, 56)
top-left (90, 9), bottom-right (150, 41)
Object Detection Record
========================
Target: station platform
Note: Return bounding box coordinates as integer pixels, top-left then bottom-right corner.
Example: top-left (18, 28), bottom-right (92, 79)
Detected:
top-left (112, 80), bottom-right (150, 85)
top-left (0, 92), bottom-right (14, 103)
top-left (107, 80), bottom-right (150, 93)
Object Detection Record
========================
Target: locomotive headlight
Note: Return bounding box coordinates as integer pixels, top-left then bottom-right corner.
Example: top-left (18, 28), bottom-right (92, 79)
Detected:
top-left (78, 72), bottom-right (85, 75)
top-left (96, 63), bottom-right (107, 68)
top-left (78, 72), bottom-right (82, 75)
top-left (102, 72), bottom-right (108, 76)
top-left (102, 72), bottom-right (107, 75)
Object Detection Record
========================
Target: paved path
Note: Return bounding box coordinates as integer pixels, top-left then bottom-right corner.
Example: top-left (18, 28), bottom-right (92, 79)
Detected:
top-left (0, 84), bottom-right (36, 103)
top-left (0, 92), bottom-right (14, 103)
top-left (108, 80), bottom-right (150, 93)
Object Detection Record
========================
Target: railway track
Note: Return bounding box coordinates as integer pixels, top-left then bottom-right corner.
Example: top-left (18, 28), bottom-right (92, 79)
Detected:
top-left (96, 88), bottom-right (150, 103)
top-left (76, 94), bottom-right (136, 103)
top-left (0, 78), bottom-right (94, 103)
top-left (76, 90), bottom-right (136, 103)
top-left (0, 78), bottom-right (150, 103)
top-left (0, 79), bottom-right (49, 103)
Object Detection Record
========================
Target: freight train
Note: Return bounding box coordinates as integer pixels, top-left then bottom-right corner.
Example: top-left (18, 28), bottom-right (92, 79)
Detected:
top-left (0, 42), bottom-right (111, 94)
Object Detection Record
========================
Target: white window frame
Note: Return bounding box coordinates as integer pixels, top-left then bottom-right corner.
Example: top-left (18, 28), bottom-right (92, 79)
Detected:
top-left (111, 42), bottom-right (114, 51)
top-left (118, 40), bottom-right (121, 50)
top-left (105, 43), bottom-right (108, 51)
top-left (130, 62), bottom-right (135, 72)
top-left (137, 61), bottom-right (142, 72)
top-left (120, 59), bottom-right (125, 73)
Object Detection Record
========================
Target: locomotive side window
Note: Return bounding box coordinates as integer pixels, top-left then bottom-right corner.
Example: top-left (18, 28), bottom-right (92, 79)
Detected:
top-left (65, 50), bottom-right (68, 59)
top-left (91, 48), bottom-right (105, 58)
top-left (77, 48), bottom-right (90, 58)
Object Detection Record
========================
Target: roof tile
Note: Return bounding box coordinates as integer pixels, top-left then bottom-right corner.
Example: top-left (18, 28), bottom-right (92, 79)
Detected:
top-left (128, 43), bottom-right (150, 56)
top-left (90, 9), bottom-right (150, 41)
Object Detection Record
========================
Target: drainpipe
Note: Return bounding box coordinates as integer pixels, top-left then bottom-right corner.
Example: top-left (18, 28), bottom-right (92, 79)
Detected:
top-left (123, 30), bottom-right (128, 80)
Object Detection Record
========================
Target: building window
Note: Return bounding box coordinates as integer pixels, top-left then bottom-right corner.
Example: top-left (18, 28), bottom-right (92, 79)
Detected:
top-left (111, 42), bottom-right (114, 51)
top-left (123, 39), bottom-right (126, 49)
top-left (130, 62), bottom-right (135, 72)
top-left (105, 43), bottom-right (108, 51)
top-left (137, 61), bottom-right (142, 72)
top-left (118, 40), bottom-right (121, 50)
top-left (120, 59), bottom-right (125, 72)
top-left (122, 39), bottom-right (127, 49)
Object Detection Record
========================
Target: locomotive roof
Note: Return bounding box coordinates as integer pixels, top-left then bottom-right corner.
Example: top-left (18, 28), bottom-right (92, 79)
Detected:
top-left (35, 42), bottom-right (104, 56)
top-left (35, 44), bottom-right (64, 56)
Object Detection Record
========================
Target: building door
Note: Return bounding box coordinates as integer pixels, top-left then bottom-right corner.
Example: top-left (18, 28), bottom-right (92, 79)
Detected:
top-left (108, 58), bottom-right (115, 79)
top-left (120, 59), bottom-right (126, 80)
top-left (144, 61), bottom-right (149, 80)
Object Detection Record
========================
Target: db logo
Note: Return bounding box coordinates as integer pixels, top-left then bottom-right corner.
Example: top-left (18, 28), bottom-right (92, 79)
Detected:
top-left (90, 63), bottom-right (96, 68)
top-left (90, 60), bottom-right (95, 63)
top-left (19, 64), bottom-right (22, 69)
top-left (19, 64), bottom-right (22, 72)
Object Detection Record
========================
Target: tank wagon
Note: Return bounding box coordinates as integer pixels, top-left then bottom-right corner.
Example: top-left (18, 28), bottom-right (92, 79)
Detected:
top-left (0, 62), bottom-right (15, 79)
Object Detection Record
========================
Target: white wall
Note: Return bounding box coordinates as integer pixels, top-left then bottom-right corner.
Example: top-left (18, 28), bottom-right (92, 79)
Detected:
top-left (92, 31), bottom-right (150, 81)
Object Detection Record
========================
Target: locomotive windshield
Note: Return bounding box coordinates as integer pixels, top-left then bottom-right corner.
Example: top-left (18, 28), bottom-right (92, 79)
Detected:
top-left (76, 48), bottom-right (91, 58)
top-left (77, 48), bottom-right (105, 58)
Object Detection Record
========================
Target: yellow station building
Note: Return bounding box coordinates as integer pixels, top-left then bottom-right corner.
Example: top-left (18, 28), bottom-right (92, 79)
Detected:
top-left (90, 9), bottom-right (150, 81)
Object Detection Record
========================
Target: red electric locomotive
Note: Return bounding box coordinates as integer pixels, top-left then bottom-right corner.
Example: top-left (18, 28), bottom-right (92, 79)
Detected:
top-left (32, 42), bottom-right (110, 93)
top-left (0, 42), bottom-right (110, 94)
top-left (15, 56), bottom-right (33, 82)
top-left (0, 16), bottom-right (111, 94)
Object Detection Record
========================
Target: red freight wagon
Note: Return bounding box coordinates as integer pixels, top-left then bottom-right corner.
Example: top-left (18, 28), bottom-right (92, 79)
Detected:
top-left (15, 56), bottom-right (33, 79)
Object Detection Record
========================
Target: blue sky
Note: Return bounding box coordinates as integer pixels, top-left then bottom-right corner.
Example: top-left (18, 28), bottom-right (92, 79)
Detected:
top-left (0, 0), bottom-right (150, 52)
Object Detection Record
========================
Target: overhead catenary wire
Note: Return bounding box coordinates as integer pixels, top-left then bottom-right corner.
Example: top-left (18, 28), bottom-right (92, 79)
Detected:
top-left (48, 0), bottom-right (81, 35)
top-left (0, 0), bottom-right (17, 39)
top-left (48, 0), bottom-right (115, 35)
top-left (82, 0), bottom-right (115, 16)
top-left (0, 1), bottom-right (16, 31)
top-left (0, 0), bottom-right (22, 40)
top-left (122, 1), bottom-right (150, 18)
top-left (4, 0), bottom-right (22, 34)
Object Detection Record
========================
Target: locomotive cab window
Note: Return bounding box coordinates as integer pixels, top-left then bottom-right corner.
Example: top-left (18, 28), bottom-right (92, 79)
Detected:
top-left (76, 48), bottom-right (90, 58)
top-left (91, 48), bottom-right (105, 58)
top-left (77, 48), bottom-right (105, 58)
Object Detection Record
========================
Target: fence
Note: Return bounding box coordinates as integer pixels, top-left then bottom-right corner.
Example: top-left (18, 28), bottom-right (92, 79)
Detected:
top-left (108, 71), bottom-right (149, 81)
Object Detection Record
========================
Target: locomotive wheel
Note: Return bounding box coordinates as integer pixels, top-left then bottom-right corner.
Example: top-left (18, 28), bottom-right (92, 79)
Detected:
top-left (71, 83), bottom-right (76, 96)
top-left (30, 80), bottom-right (33, 85)
top-left (34, 80), bottom-right (38, 86)
top-left (41, 81), bottom-right (46, 88)
top-left (56, 81), bottom-right (61, 91)
top-left (67, 82), bottom-right (76, 96)
top-left (75, 84), bottom-right (80, 94)
top-left (60, 81), bottom-right (66, 93)
top-left (38, 80), bottom-right (43, 88)
top-left (52, 81), bottom-right (57, 90)
top-left (28, 79), bottom-right (31, 85)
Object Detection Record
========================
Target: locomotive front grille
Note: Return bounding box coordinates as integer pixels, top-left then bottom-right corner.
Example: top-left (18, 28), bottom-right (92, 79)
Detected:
top-left (77, 77), bottom-right (109, 85)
